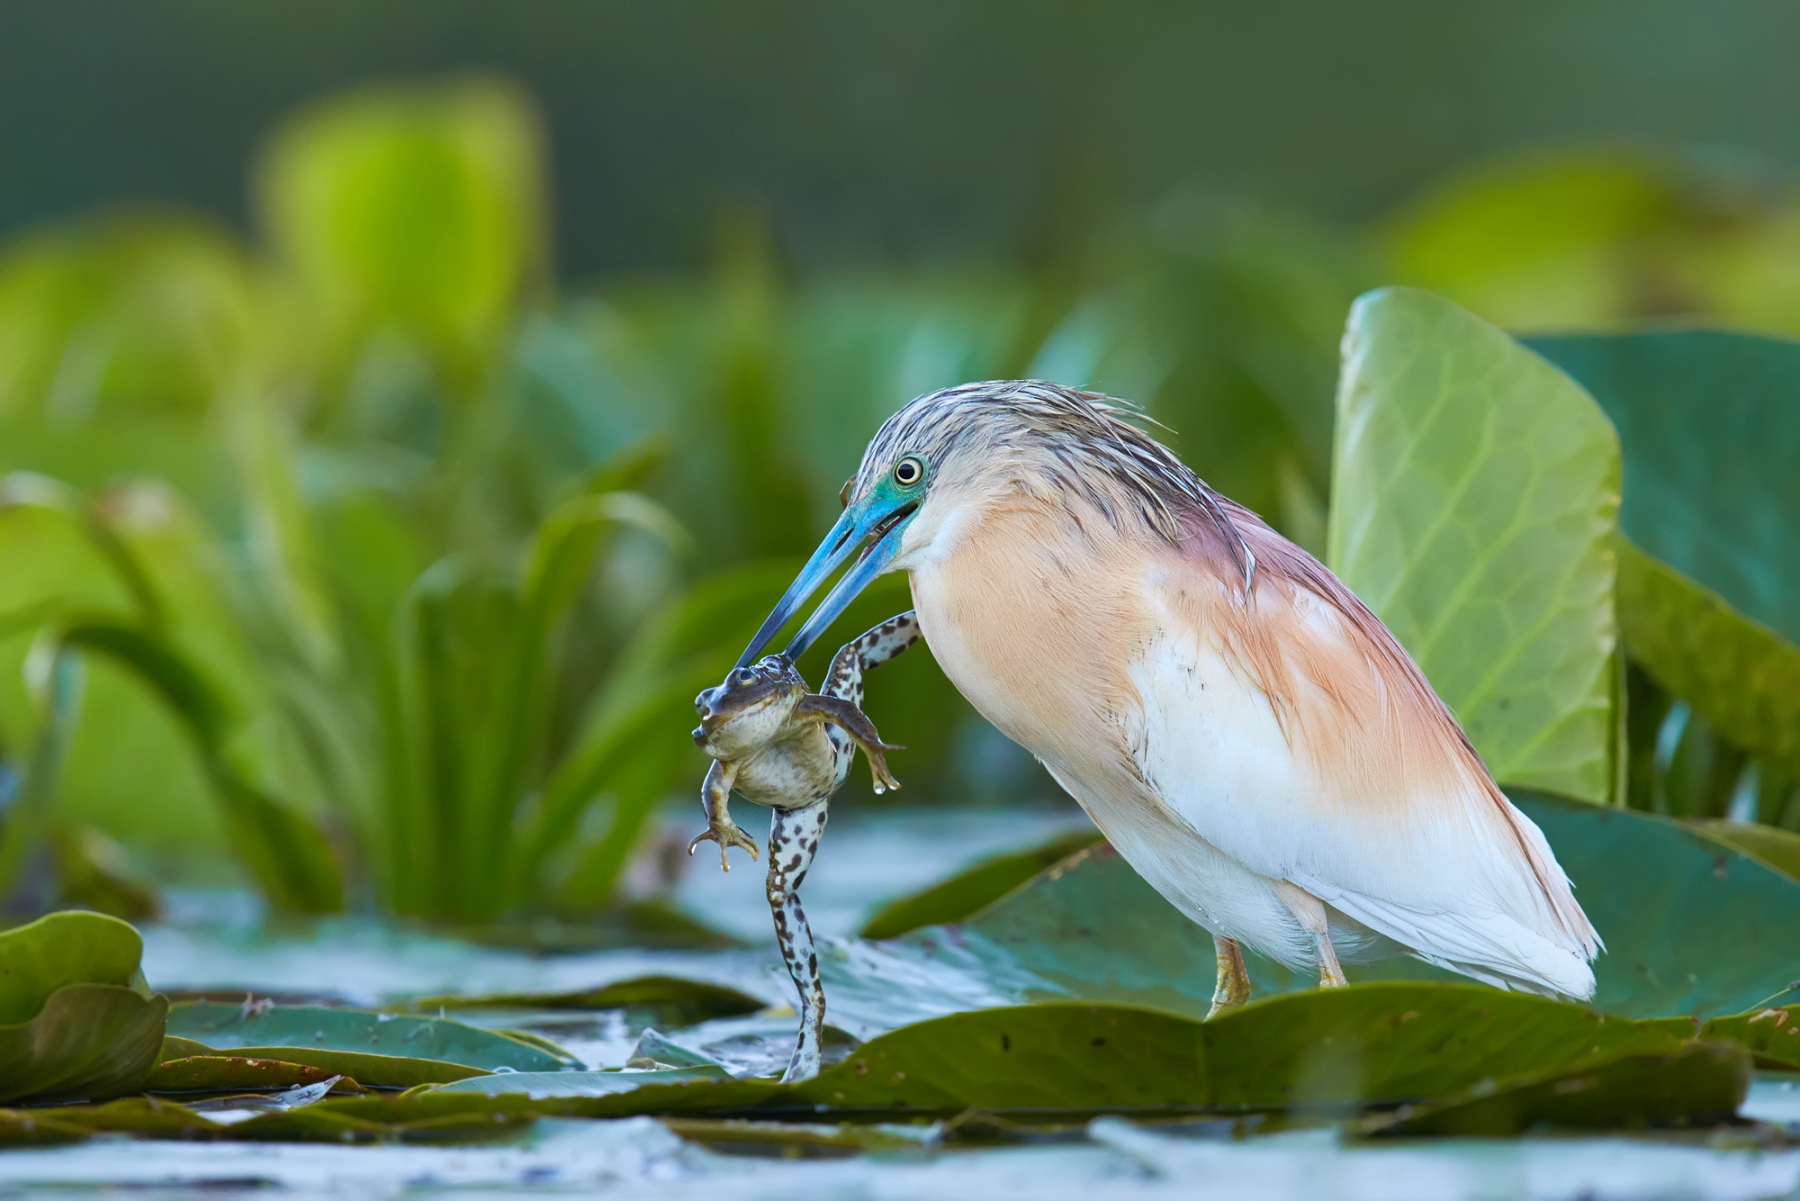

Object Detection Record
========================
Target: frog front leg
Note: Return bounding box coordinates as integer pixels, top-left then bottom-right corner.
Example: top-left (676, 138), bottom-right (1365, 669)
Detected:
top-left (797, 694), bottom-right (904, 794)
top-left (687, 759), bottom-right (760, 871)
top-left (767, 800), bottom-right (828, 1083)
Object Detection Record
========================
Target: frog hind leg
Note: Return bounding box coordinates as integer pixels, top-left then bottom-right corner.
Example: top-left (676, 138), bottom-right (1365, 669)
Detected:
top-left (819, 613), bottom-right (919, 783)
top-left (797, 694), bottom-right (904, 794)
top-left (823, 611), bottom-right (921, 710)
top-left (767, 800), bottom-right (829, 1083)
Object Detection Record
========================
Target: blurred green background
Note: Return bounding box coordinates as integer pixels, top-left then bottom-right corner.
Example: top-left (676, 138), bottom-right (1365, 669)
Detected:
top-left (3, 0), bottom-right (1800, 929)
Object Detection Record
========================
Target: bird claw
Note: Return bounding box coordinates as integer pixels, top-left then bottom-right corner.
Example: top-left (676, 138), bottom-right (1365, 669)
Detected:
top-left (688, 823), bottom-right (760, 871)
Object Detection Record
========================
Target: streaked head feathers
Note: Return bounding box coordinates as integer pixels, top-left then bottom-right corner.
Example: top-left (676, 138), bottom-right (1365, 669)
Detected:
top-left (856, 380), bottom-right (1257, 586)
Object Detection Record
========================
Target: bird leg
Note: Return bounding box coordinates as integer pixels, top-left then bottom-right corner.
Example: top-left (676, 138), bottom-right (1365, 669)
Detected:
top-left (767, 800), bottom-right (829, 1082)
top-left (688, 760), bottom-right (760, 871)
top-left (1315, 930), bottom-right (1347, 989)
top-left (1208, 935), bottom-right (1250, 1018)
top-left (1273, 880), bottom-right (1347, 989)
top-left (795, 694), bottom-right (905, 794)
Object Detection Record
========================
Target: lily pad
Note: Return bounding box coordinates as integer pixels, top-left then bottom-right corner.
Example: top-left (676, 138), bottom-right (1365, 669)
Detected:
top-left (1699, 1005), bottom-right (1800, 1070)
top-left (1201, 983), bottom-right (1681, 1109)
top-left (147, 1055), bottom-right (366, 1093)
top-left (1360, 1041), bottom-right (1749, 1137)
top-left (1689, 819), bottom-right (1800, 883)
top-left (0, 983), bottom-right (168, 1104)
top-left (152, 1047), bottom-right (482, 1089)
top-left (165, 1002), bottom-right (576, 1072)
top-left (858, 829), bottom-right (1105, 940)
top-left (1329, 287), bottom-right (1621, 803)
top-left (1526, 330), bottom-right (1800, 773)
top-left (0, 910), bottom-right (146, 1024)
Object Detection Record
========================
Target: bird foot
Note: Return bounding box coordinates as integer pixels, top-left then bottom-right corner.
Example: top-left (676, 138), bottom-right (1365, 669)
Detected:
top-left (1207, 935), bottom-right (1251, 1019)
top-left (688, 822), bottom-right (760, 871)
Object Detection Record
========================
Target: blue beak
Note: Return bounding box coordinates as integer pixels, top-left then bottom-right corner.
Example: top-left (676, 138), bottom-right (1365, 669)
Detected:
top-left (735, 494), bottom-right (916, 668)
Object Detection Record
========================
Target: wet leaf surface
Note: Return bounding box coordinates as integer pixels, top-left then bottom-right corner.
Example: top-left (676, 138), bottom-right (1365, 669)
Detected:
top-left (165, 1001), bottom-right (576, 1071)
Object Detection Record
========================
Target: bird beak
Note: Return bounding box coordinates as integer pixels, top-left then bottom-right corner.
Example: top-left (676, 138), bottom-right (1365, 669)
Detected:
top-left (735, 492), bottom-right (916, 668)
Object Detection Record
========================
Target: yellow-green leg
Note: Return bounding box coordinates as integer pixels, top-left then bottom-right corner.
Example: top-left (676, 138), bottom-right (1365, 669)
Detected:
top-left (1207, 935), bottom-right (1250, 1018)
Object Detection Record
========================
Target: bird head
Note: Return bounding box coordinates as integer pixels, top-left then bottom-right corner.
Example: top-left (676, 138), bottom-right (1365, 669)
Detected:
top-left (735, 380), bottom-right (1227, 667)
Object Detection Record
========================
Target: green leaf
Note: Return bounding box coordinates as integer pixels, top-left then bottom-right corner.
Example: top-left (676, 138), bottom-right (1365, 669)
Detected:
top-left (257, 78), bottom-right (547, 401)
top-left (147, 1054), bottom-right (362, 1093)
top-left (165, 1002), bottom-right (577, 1072)
top-left (0, 212), bottom-right (262, 426)
top-left (0, 910), bottom-right (145, 1024)
top-left (1689, 819), bottom-right (1800, 883)
top-left (0, 983), bottom-right (168, 1104)
top-left (1699, 1005), bottom-right (1800, 1070)
top-left (1201, 983), bottom-right (1680, 1109)
top-left (858, 829), bottom-right (1104, 940)
top-left (1359, 1041), bottom-right (1749, 1137)
top-left (154, 1048), bottom-right (483, 1089)
top-left (793, 1003), bottom-right (1208, 1111)
top-left (1328, 287), bottom-right (1621, 803)
top-left (1526, 330), bottom-right (1800, 775)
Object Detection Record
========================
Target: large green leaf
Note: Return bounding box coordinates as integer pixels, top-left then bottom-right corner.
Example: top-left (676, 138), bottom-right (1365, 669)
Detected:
top-left (165, 1002), bottom-right (577, 1072)
top-left (0, 910), bottom-right (144, 1025)
top-left (1526, 330), bottom-right (1800, 774)
top-left (1328, 287), bottom-right (1621, 802)
top-left (869, 792), bottom-right (1800, 1023)
top-left (0, 983), bottom-right (167, 1104)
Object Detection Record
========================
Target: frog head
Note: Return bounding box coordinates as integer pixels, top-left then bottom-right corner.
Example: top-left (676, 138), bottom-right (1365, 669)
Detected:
top-left (692, 655), bottom-right (811, 759)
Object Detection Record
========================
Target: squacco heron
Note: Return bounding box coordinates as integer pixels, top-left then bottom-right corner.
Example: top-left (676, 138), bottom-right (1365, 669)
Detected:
top-left (739, 381), bottom-right (1600, 1013)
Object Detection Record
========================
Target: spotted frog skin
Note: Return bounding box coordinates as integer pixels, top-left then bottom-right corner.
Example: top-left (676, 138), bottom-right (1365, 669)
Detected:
top-left (688, 611), bottom-right (919, 1082)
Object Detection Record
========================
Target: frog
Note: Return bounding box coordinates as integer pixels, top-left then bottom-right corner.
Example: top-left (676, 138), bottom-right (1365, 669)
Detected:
top-left (688, 611), bottom-right (920, 1082)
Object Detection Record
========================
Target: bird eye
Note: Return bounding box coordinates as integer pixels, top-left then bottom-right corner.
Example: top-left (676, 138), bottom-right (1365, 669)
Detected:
top-left (893, 456), bottom-right (924, 487)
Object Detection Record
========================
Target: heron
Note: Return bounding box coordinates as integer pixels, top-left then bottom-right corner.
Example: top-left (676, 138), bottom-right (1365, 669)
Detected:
top-left (737, 380), bottom-right (1600, 1014)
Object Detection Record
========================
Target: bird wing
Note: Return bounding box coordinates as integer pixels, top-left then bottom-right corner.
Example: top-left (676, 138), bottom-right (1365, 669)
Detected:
top-left (1125, 517), bottom-right (1600, 998)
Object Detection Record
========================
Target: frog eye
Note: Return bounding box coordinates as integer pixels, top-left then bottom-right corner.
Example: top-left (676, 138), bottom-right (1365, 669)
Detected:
top-left (892, 455), bottom-right (924, 487)
top-left (734, 669), bottom-right (755, 685)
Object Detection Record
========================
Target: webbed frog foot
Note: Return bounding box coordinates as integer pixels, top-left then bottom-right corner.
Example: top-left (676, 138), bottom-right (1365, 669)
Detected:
top-left (688, 821), bottom-right (760, 871)
top-left (863, 744), bottom-right (904, 795)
